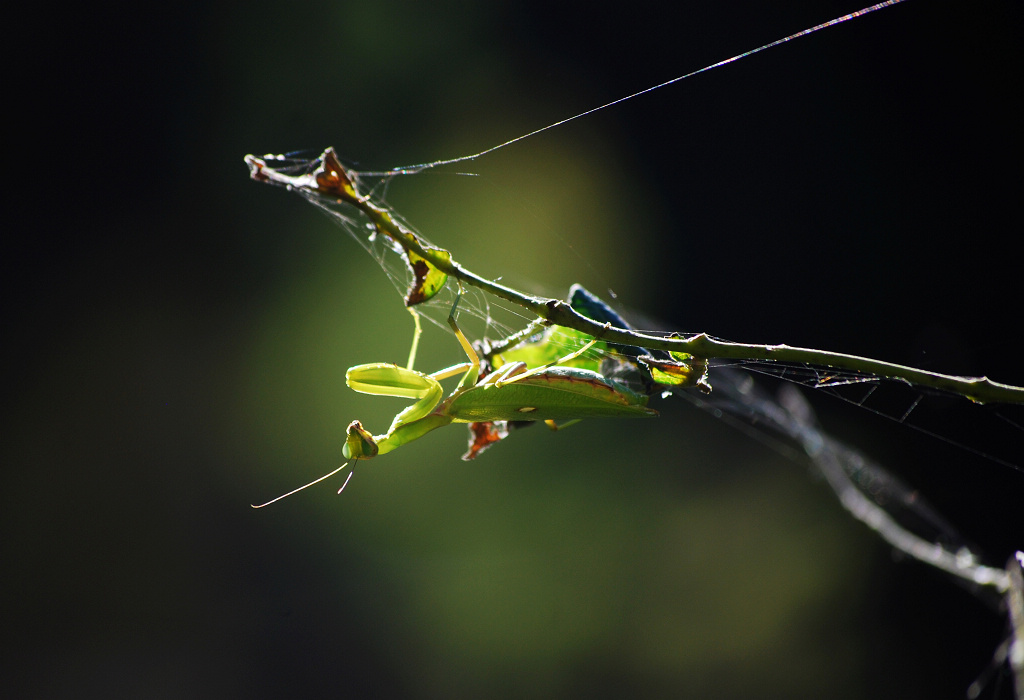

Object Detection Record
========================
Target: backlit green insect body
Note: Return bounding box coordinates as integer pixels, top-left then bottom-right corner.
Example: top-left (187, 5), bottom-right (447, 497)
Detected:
top-left (444, 365), bottom-right (656, 422)
top-left (341, 289), bottom-right (658, 461)
top-left (342, 359), bottom-right (656, 461)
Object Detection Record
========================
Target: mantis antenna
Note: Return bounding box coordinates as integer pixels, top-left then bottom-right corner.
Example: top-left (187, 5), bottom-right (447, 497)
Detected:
top-left (251, 462), bottom-right (352, 509)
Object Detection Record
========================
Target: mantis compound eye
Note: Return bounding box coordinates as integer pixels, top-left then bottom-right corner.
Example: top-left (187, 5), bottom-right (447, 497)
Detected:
top-left (343, 420), bottom-right (379, 460)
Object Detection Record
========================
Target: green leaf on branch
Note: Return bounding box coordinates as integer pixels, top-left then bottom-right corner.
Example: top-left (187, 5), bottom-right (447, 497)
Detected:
top-left (403, 246), bottom-right (450, 307)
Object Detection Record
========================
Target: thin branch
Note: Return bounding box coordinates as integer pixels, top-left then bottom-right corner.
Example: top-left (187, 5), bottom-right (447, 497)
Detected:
top-left (245, 149), bottom-right (1024, 406)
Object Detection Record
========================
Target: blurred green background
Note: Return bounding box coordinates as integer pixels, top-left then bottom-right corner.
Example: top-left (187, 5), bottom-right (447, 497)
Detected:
top-left (5, 0), bottom-right (1022, 697)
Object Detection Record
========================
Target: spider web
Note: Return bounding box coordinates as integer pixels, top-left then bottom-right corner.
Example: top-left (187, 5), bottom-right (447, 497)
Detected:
top-left (248, 152), bottom-right (536, 353)
top-left (699, 354), bottom-right (1024, 473)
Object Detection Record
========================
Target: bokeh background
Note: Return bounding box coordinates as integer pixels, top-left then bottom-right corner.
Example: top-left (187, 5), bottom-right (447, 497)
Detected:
top-left (6, 0), bottom-right (1022, 697)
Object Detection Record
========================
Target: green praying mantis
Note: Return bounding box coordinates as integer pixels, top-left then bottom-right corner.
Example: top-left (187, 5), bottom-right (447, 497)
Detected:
top-left (342, 286), bottom-right (659, 461)
top-left (253, 285), bottom-right (708, 506)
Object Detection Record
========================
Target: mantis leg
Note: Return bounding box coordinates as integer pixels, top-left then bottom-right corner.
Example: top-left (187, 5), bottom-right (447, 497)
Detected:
top-left (493, 338), bottom-right (600, 387)
top-left (341, 364), bottom-right (450, 460)
top-left (544, 419), bottom-right (582, 431)
top-left (446, 285), bottom-right (481, 390)
top-left (345, 363), bottom-right (445, 433)
top-left (406, 307), bottom-right (422, 371)
top-left (346, 413), bottom-right (456, 458)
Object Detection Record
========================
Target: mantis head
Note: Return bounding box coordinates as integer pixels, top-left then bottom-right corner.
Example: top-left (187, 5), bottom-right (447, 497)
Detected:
top-left (343, 420), bottom-right (379, 460)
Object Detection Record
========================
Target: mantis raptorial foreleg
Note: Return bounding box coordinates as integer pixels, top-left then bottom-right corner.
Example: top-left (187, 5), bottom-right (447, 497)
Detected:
top-left (345, 285), bottom-right (480, 450)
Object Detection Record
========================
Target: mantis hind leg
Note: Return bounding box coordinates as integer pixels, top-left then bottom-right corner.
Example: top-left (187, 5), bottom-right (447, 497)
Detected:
top-left (544, 419), bottom-right (582, 431)
top-left (493, 337), bottom-right (600, 388)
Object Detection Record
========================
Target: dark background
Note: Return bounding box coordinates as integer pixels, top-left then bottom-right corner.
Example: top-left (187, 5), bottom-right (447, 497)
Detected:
top-left (5, 0), bottom-right (1022, 697)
